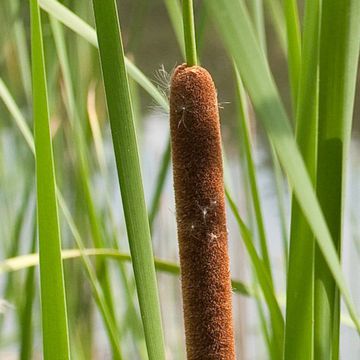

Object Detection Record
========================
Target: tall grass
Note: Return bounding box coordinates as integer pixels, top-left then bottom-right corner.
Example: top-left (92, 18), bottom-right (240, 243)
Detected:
top-left (30, 0), bottom-right (70, 358)
top-left (0, 0), bottom-right (359, 358)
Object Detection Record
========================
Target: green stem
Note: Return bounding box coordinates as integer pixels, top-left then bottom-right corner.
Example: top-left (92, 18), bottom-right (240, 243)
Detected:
top-left (234, 67), bottom-right (273, 285)
top-left (314, 1), bottom-right (360, 358)
top-left (163, 0), bottom-right (185, 59)
top-left (182, 0), bottom-right (197, 66)
top-left (30, 0), bottom-right (70, 357)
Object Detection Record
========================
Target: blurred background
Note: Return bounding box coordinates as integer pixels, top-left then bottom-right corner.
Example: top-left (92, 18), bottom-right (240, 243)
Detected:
top-left (0, 0), bottom-right (359, 358)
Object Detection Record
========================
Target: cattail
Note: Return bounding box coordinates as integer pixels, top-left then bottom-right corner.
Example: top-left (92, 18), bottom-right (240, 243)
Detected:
top-left (170, 64), bottom-right (235, 359)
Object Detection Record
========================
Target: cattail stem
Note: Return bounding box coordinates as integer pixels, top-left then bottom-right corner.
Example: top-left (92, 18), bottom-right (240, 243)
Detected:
top-left (170, 64), bottom-right (235, 359)
top-left (182, 0), bottom-right (198, 66)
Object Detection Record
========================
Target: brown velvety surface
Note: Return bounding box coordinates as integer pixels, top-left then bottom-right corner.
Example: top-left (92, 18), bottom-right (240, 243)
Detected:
top-left (169, 64), bottom-right (235, 359)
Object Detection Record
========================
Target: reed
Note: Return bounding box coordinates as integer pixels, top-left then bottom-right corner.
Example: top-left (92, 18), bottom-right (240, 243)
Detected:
top-left (30, 0), bottom-right (70, 358)
top-left (170, 64), bottom-right (235, 359)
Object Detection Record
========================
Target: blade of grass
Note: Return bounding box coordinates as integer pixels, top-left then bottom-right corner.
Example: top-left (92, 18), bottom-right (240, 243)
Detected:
top-left (10, 0), bottom-right (32, 103)
top-left (19, 220), bottom-right (37, 360)
top-left (315, 1), bottom-right (360, 358)
top-left (249, 0), bottom-right (267, 52)
top-left (234, 65), bottom-right (289, 358)
top-left (91, 0), bottom-right (166, 358)
top-left (263, 0), bottom-right (287, 54)
top-left (284, 0), bottom-right (321, 358)
top-left (86, 83), bottom-right (107, 173)
top-left (226, 189), bottom-right (284, 357)
top-left (148, 139), bottom-right (171, 230)
top-left (57, 192), bottom-right (124, 360)
top-left (270, 148), bottom-right (289, 268)
top-left (30, 0), bottom-right (70, 358)
top-left (257, 300), bottom-right (275, 358)
top-left (283, 0), bottom-right (301, 109)
top-left (248, 0), bottom-right (289, 272)
top-left (234, 67), bottom-right (273, 285)
top-left (163, 0), bottom-right (185, 59)
top-left (85, 83), bottom-right (152, 356)
top-left (232, 63), bottom-right (274, 359)
top-left (0, 248), bottom-right (254, 297)
top-left (243, 6), bottom-right (290, 356)
top-left (0, 184), bottom-right (33, 335)
top-left (206, 0), bottom-right (360, 333)
top-left (195, 2), bottom-right (208, 56)
top-left (0, 78), bottom-right (34, 153)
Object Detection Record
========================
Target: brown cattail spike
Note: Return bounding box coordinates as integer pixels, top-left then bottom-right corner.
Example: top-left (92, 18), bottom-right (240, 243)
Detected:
top-left (170, 64), bottom-right (235, 359)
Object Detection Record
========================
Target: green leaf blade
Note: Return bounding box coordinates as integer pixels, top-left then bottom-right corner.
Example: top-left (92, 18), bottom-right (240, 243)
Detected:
top-left (285, 0), bottom-right (321, 358)
top-left (283, 0), bottom-right (301, 108)
top-left (315, 1), bottom-right (360, 358)
top-left (30, 0), bottom-right (70, 358)
top-left (226, 190), bottom-right (284, 357)
top-left (91, 0), bottom-right (166, 359)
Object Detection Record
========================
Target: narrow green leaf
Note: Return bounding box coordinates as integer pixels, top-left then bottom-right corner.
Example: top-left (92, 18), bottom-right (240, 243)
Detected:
top-left (0, 185), bottom-right (33, 336)
top-left (149, 139), bottom-right (171, 229)
top-left (0, 248), bottom-right (254, 297)
top-left (30, 0), bottom-right (70, 358)
top-left (10, 0), bottom-right (32, 103)
top-left (57, 192), bottom-right (124, 360)
top-left (248, 0), bottom-right (290, 272)
top-left (315, 1), bottom-right (360, 359)
top-left (242, 6), bottom-right (288, 356)
top-left (249, 0), bottom-right (267, 52)
top-left (285, 0), bottom-right (321, 358)
top-left (91, 0), bottom-right (166, 358)
top-left (270, 149), bottom-right (289, 269)
top-left (226, 189), bottom-right (284, 356)
top-left (0, 78), bottom-right (34, 153)
top-left (283, 0), bottom-right (301, 108)
top-left (20, 222), bottom-right (37, 360)
top-left (264, 0), bottom-right (287, 54)
top-left (234, 66), bottom-right (273, 286)
top-left (163, 0), bottom-right (185, 59)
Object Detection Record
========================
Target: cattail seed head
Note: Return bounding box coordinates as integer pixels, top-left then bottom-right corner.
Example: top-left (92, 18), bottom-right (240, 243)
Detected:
top-left (170, 64), bottom-right (235, 359)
